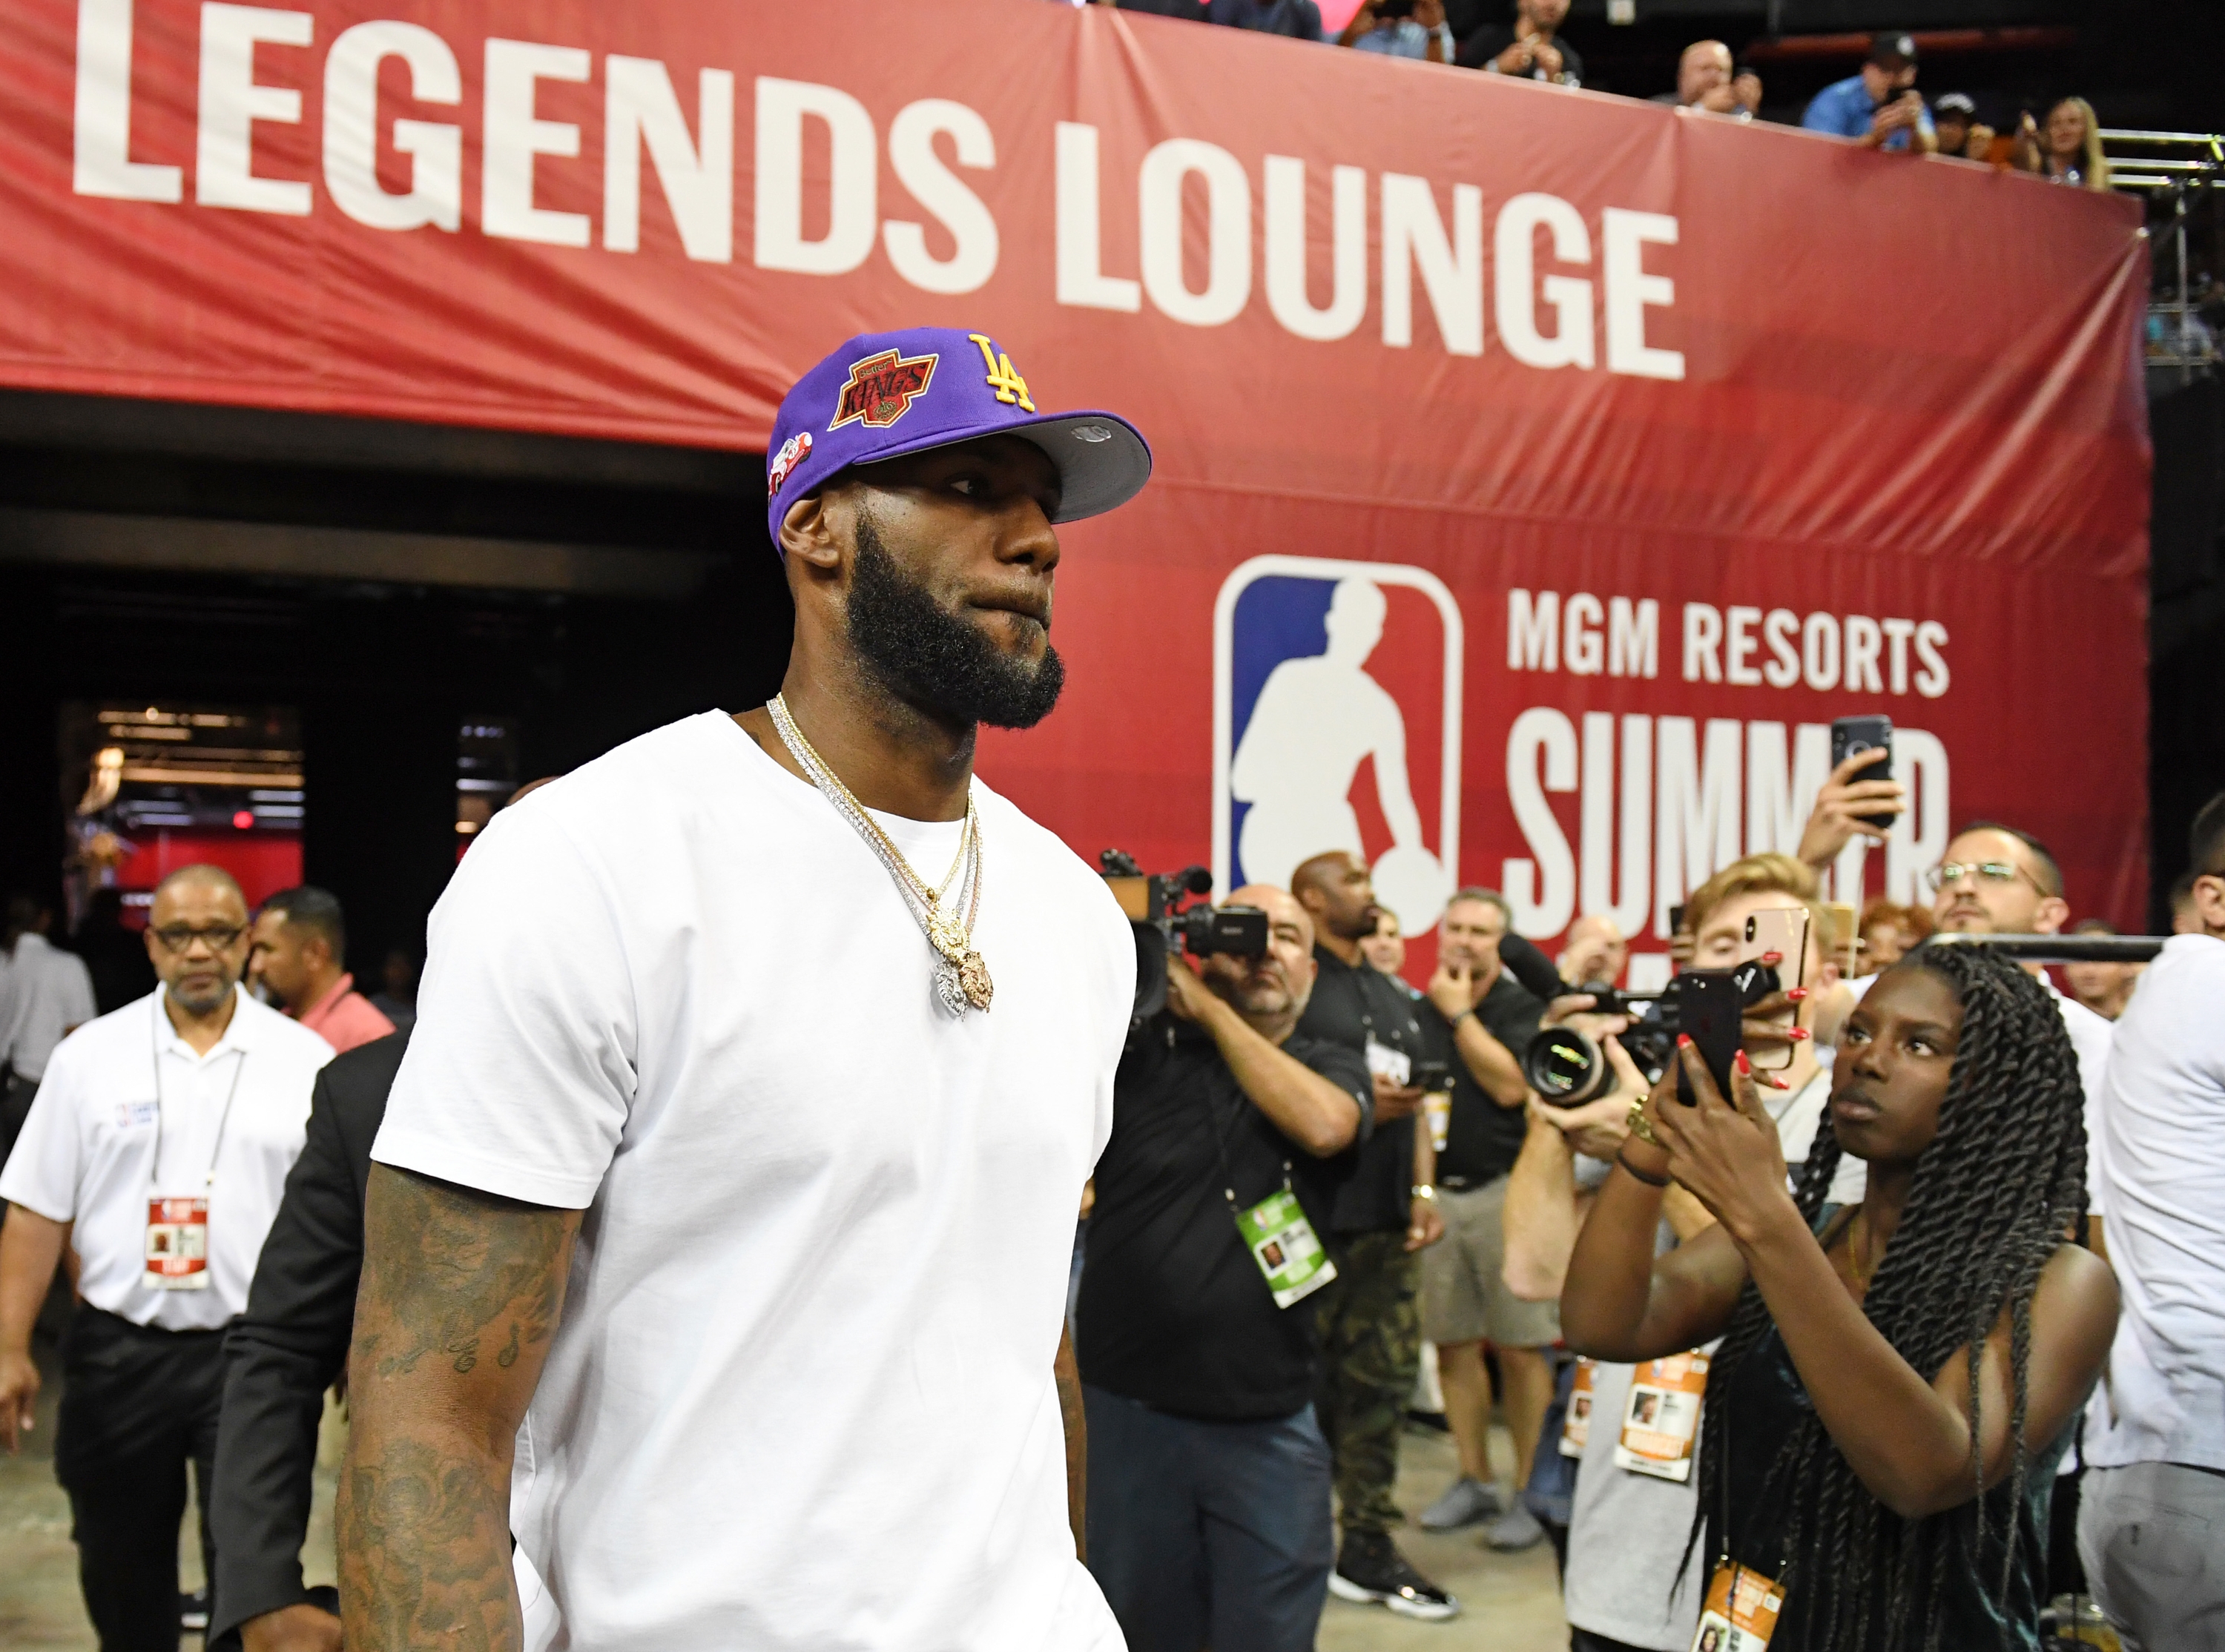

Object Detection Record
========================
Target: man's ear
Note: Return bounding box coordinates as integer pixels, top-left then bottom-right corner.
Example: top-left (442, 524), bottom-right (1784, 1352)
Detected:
top-left (2194, 874), bottom-right (2225, 937)
top-left (2034, 895), bottom-right (2071, 936)
top-left (779, 491), bottom-right (843, 569)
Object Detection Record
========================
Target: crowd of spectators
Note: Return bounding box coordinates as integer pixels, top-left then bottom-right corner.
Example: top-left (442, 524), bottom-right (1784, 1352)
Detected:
top-left (1045, 0), bottom-right (2126, 191)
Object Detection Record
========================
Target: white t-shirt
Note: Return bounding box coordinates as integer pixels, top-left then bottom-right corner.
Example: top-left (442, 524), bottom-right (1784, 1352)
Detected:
top-left (0, 986), bottom-right (333, 1329)
top-left (2086, 934), bottom-right (2225, 1473)
top-left (371, 711), bottom-right (1135, 1652)
top-left (0, 932), bottom-right (99, 1083)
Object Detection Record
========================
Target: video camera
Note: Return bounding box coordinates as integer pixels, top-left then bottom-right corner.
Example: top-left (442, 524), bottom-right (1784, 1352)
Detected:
top-left (1100, 851), bottom-right (1270, 1025)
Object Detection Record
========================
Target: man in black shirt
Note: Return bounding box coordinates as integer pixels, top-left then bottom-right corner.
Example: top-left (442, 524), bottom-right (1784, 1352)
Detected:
top-left (1079, 885), bottom-right (1371, 1652)
top-left (1290, 852), bottom-right (1459, 1621)
top-left (1453, 0), bottom-right (1583, 83)
top-left (205, 1032), bottom-right (406, 1651)
top-left (1413, 888), bottom-right (1558, 1552)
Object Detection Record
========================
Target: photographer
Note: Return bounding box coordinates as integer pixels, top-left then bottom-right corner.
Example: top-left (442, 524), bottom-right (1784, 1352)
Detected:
top-left (1339, 0), bottom-right (1454, 62)
top-left (1502, 1065), bottom-right (1715, 1651)
top-left (1504, 853), bottom-right (1860, 1648)
top-left (1563, 941), bottom-right (2118, 1651)
top-left (1077, 884), bottom-right (1371, 1652)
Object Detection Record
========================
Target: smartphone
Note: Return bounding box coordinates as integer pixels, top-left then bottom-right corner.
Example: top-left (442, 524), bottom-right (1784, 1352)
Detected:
top-left (1820, 901), bottom-right (1859, 978)
top-left (1830, 715), bottom-right (1894, 830)
top-left (1674, 969), bottom-right (1743, 1106)
top-left (1738, 908), bottom-right (1809, 1072)
top-left (1411, 1059), bottom-right (1451, 1094)
top-left (1667, 903), bottom-right (1687, 936)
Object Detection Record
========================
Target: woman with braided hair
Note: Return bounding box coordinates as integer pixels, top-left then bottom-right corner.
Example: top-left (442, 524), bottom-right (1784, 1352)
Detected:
top-left (1561, 944), bottom-right (2119, 1651)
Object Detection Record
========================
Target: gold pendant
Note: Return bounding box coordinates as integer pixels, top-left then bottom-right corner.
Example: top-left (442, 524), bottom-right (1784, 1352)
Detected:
top-left (958, 950), bottom-right (993, 1011)
top-left (927, 913), bottom-right (967, 960)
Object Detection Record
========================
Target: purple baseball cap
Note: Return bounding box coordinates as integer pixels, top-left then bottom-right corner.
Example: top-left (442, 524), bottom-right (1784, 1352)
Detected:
top-left (763, 326), bottom-right (1153, 548)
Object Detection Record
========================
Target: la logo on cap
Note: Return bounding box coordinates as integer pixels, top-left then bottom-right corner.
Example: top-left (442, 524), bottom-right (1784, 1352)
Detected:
top-left (831, 348), bottom-right (938, 429)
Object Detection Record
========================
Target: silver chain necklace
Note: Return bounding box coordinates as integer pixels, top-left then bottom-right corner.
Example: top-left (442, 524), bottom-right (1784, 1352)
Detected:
top-left (766, 695), bottom-right (993, 1015)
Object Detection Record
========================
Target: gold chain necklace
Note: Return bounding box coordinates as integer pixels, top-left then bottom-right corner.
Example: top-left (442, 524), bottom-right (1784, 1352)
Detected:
top-left (766, 695), bottom-right (992, 1014)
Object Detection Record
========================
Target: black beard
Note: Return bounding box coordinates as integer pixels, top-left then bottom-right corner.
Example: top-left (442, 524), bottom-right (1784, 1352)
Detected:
top-left (846, 515), bottom-right (1065, 730)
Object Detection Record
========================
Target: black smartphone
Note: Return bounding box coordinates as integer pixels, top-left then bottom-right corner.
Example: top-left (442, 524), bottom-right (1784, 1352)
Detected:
top-left (1674, 969), bottom-right (1743, 1106)
top-left (1830, 715), bottom-right (1894, 830)
top-left (1667, 902), bottom-right (1687, 936)
top-left (1412, 1059), bottom-right (1451, 1093)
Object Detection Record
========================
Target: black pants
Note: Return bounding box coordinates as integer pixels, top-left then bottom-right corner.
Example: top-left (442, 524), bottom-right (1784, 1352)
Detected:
top-left (55, 1306), bottom-right (227, 1652)
top-left (1, 1070), bottom-right (38, 1195)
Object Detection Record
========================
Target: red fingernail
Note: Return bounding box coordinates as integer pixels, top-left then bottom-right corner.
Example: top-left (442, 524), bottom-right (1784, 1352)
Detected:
top-left (1761, 951), bottom-right (1782, 964)
top-left (1678, 1034), bottom-right (1692, 1049)
top-left (1735, 1049), bottom-right (1751, 1074)
top-left (1790, 1028), bottom-right (1811, 1041)
top-left (1787, 987), bottom-right (1809, 1002)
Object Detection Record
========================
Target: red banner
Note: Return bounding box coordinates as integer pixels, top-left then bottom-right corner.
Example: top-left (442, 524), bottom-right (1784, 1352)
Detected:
top-left (0, 0), bottom-right (2151, 968)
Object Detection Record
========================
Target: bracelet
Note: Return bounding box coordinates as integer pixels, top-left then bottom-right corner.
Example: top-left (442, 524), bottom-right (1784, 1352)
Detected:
top-left (1411, 1184), bottom-right (1438, 1203)
top-left (1451, 1008), bottom-right (1477, 1031)
top-left (1625, 1099), bottom-right (1658, 1147)
top-left (1615, 1150), bottom-right (1670, 1189)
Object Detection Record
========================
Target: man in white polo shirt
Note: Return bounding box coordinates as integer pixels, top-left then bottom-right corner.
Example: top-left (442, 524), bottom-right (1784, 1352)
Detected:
top-left (342, 328), bottom-right (1153, 1651)
top-left (1, 891), bottom-right (98, 1176)
top-left (0, 865), bottom-right (332, 1651)
top-left (2079, 793), bottom-right (2225, 1648)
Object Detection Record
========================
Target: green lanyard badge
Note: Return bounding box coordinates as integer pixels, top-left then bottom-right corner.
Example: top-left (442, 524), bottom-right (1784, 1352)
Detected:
top-left (1233, 1178), bottom-right (1336, 1309)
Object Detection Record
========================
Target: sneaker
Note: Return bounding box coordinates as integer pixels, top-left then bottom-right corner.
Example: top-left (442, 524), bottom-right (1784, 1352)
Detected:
top-left (1328, 1530), bottom-right (1461, 1622)
top-left (1418, 1475), bottom-right (1503, 1532)
top-left (1483, 1501), bottom-right (1546, 1552)
top-left (179, 1590), bottom-right (210, 1633)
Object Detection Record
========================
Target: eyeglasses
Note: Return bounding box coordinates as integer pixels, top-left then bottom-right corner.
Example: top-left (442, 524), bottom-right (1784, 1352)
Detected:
top-left (150, 924), bottom-right (246, 953)
top-left (1925, 861), bottom-right (2043, 895)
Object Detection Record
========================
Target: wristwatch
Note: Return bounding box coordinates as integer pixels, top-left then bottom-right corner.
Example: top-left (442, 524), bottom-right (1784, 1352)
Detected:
top-left (1411, 1184), bottom-right (1438, 1203)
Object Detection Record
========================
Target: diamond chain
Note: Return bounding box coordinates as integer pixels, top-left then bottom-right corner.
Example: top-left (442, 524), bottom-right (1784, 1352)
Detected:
top-left (765, 695), bottom-right (990, 1013)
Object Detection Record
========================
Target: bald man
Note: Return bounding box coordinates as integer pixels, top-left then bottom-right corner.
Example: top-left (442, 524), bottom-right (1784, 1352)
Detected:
top-left (1557, 914), bottom-right (1629, 989)
top-left (1659, 39), bottom-right (1745, 115)
top-left (1077, 884), bottom-right (1373, 1652)
top-left (0, 865), bottom-right (332, 1651)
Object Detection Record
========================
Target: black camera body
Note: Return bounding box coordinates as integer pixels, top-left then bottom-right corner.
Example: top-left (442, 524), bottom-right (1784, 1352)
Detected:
top-left (1100, 851), bottom-right (1270, 1027)
top-left (1522, 963), bottom-right (1778, 1107)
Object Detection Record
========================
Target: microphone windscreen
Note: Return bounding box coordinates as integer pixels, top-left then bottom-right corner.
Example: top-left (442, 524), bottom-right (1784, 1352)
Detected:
top-left (1497, 934), bottom-right (1571, 1002)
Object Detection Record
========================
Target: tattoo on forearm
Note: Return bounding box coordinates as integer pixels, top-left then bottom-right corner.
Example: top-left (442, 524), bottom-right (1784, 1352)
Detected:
top-left (342, 1167), bottom-right (577, 1651)
top-left (355, 1169), bottom-right (570, 1379)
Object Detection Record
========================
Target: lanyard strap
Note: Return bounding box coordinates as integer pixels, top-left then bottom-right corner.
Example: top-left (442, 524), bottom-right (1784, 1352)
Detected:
top-left (1202, 1080), bottom-right (1291, 1210)
top-left (150, 1002), bottom-right (247, 1191)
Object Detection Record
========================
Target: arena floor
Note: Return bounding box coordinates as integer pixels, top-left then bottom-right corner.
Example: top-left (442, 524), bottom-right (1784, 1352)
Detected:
top-left (0, 1339), bottom-right (1567, 1650)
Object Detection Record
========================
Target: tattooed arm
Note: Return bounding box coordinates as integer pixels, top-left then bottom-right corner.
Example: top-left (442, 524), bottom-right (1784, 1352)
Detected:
top-left (339, 1165), bottom-right (580, 1651)
top-left (1055, 1322), bottom-right (1086, 1561)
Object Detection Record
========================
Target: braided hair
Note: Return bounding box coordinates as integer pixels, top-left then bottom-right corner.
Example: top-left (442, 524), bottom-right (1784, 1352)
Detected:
top-left (1685, 944), bottom-right (2089, 1651)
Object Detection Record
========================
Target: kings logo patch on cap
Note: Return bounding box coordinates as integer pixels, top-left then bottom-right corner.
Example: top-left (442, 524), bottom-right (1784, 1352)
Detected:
top-left (831, 348), bottom-right (938, 430)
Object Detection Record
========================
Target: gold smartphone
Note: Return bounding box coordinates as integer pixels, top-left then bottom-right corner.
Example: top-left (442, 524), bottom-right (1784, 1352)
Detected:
top-left (1738, 907), bottom-right (1809, 1072)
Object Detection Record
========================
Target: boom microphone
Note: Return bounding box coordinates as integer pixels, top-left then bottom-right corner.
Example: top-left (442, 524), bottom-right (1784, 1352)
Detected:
top-left (1497, 934), bottom-right (1570, 1002)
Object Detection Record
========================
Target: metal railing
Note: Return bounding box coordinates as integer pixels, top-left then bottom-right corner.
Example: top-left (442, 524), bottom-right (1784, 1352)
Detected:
top-left (2101, 129), bottom-right (2221, 376)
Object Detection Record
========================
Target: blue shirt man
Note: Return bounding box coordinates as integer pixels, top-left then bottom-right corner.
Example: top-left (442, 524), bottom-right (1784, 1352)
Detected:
top-left (1802, 33), bottom-right (1936, 153)
top-left (1351, 15), bottom-right (1456, 59)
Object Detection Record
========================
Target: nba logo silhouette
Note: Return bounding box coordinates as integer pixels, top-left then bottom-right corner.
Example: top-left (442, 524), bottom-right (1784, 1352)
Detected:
top-left (1213, 556), bottom-right (1465, 935)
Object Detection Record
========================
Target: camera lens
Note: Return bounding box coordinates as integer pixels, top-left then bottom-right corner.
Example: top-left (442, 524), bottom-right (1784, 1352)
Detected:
top-left (1524, 1027), bottom-right (1607, 1106)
